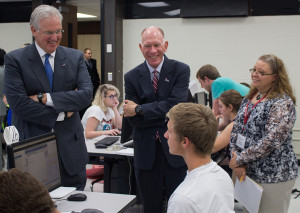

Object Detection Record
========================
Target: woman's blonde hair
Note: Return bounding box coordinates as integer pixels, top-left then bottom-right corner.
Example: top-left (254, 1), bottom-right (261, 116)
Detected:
top-left (92, 84), bottom-right (120, 112)
top-left (247, 54), bottom-right (296, 104)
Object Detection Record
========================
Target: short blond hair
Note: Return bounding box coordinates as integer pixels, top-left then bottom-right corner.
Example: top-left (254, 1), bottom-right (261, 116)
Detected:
top-left (167, 103), bottom-right (218, 155)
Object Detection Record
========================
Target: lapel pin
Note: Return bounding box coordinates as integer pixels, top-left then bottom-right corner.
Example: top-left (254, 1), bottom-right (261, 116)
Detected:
top-left (62, 64), bottom-right (66, 67)
top-left (165, 78), bottom-right (169, 82)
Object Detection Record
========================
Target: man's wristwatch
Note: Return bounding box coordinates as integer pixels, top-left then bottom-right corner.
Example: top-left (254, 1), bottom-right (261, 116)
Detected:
top-left (135, 105), bottom-right (142, 115)
top-left (37, 93), bottom-right (44, 104)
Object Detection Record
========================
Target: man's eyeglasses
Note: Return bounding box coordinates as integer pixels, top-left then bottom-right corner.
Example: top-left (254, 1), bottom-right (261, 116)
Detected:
top-left (106, 95), bottom-right (118, 99)
top-left (249, 68), bottom-right (275, 76)
top-left (42, 29), bottom-right (64, 36)
top-left (164, 116), bottom-right (169, 125)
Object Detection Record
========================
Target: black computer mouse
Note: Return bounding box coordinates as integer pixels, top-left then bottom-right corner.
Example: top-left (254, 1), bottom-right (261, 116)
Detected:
top-left (95, 143), bottom-right (107, 149)
top-left (81, 209), bottom-right (104, 213)
top-left (67, 193), bottom-right (87, 201)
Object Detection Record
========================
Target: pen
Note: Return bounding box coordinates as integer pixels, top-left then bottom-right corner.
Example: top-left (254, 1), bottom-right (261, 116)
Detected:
top-left (240, 175), bottom-right (243, 182)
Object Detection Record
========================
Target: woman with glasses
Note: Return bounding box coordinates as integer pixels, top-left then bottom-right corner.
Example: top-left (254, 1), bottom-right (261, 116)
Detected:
top-left (229, 54), bottom-right (298, 213)
top-left (81, 84), bottom-right (122, 139)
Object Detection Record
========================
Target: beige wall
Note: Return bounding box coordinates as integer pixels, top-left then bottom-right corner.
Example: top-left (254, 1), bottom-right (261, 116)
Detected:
top-left (0, 23), bottom-right (32, 52)
top-left (78, 34), bottom-right (101, 79)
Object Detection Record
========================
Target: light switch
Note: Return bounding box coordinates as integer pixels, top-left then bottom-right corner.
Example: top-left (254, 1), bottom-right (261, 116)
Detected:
top-left (108, 72), bottom-right (112, 81)
top-left (106, 44), bottom-right (112, 53)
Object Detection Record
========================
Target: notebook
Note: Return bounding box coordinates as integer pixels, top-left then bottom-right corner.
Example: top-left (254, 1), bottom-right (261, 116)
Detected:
top-left (6, 132), bottom-right (76, 198)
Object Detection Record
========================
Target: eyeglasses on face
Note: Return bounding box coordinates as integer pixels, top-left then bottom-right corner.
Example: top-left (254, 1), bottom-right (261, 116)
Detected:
top-left (42, 29), bottom-right (64, 36)
top-left (249, 68), bottom-right (275, 76)
top-left (106, 95), bottom-right (118, 99)
top-left (164, 116), bottom-right (170, 125)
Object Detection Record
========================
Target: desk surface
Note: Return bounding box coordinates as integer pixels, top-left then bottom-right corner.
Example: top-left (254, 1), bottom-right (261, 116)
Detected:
top-left (56, 191), bottom-right (136, 213)
top-left (86, 136), bottom-right (133, 157)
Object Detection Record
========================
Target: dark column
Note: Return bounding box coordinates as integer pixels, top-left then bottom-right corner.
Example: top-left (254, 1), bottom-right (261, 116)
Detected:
top-left (101, 0), bottom-right (124, 100)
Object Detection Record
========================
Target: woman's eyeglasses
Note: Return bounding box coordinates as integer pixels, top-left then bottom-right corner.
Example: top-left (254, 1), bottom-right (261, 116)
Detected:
top-left (106, 95), bottom-right (118, 99)
top-left (249, 68), bottom-right (275, 77)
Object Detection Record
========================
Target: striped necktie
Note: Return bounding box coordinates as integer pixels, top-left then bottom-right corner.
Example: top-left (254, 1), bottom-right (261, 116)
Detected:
top-left (152, 70), bottom-right (160, 141)
top-left (152, 70), bottom-right (158, 93)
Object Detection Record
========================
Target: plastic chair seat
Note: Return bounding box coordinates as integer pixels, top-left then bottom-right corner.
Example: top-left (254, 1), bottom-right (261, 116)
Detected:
top-left (86, 165), bottom-right (104, 191)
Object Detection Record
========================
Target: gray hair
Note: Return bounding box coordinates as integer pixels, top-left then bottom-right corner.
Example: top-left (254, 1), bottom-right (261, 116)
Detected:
top-left (30, 5), bottom-right (63, 30)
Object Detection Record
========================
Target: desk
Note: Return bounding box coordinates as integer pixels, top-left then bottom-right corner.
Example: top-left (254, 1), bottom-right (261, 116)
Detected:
top-left (86, 136), bottom-right (136, 195)
top-left (56, 191), bottom-right (136, 213)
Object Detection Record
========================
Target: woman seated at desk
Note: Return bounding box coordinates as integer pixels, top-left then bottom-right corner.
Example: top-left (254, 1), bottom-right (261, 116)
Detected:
top-left (82, 84), bottom-right (122, 139)
top-left (212, 90), bottom-right (243, 157)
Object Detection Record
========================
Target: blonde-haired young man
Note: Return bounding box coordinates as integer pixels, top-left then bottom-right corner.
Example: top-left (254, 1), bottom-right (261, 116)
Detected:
top-left (165, 103), bottom-right (234, 213)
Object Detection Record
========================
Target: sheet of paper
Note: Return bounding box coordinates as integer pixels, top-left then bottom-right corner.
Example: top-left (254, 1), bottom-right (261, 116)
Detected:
top-left (234, 176), bottom-right (263, 213)
top-left (50, 186), bottom-right (76, 199)
top-left (116, 148), bottom-right (134, 155)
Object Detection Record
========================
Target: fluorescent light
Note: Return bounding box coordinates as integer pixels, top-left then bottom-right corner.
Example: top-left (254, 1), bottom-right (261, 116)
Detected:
top-left (138, 2), bottom-right (169, 7)
top-left (164, 9), bottom-right (180, 16)
top-left (77, 13), bottom-right (97, 18)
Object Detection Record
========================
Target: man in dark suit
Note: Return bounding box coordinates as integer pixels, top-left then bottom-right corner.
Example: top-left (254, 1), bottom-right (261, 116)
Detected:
top-left (84, 48), bottom-right (100, 98)
top-left (4, 5), bottom-right (93, 190)
top-left (123, 26), bottom-right (190, 212)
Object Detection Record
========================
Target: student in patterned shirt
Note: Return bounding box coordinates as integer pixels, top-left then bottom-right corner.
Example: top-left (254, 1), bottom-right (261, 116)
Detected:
top-left (81, 84), bottom-right (122, 139)
top-left (229, 54), bottom-right (298, 213)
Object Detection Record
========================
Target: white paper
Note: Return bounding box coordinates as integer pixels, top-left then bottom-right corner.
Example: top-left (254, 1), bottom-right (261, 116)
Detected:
top-left (188, 80), bottom-right (200, 96)
top-left (116, 148), bottom-right (134, 156)
top-left (234, 176), bottom-right (263, 213)
top-left (50, 186), bottom-right (76, 199)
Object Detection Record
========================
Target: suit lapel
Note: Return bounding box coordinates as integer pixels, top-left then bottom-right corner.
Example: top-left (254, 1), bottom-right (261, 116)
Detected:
top-left (138, 62), bottom-right (156, 100)
top-left (157, 56), bottom-right (171, 98)
top-left (53, 46), bottom-right (67, 91)
top-left (29, 44), bottom-right (51, 92)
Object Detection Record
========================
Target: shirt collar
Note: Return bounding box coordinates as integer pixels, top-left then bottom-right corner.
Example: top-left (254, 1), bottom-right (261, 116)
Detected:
top-left (146, 56), bottom-right (164, 73)
top-left (35, 41), bottom-right (56, 58)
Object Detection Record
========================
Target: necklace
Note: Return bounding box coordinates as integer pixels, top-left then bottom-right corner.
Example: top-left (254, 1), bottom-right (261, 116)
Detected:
top-left (256, 93), bottom-right (263, 100)
top-left (256, 90), bottom-right (270, 100)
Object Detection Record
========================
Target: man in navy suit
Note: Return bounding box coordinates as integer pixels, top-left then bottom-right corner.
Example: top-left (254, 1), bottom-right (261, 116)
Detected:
top-left (123, 26), bottom-right (190, 212)
top-left (83, 48), bottom-right (100, 98)
top-left (4, 5), bottom-right (93, 190)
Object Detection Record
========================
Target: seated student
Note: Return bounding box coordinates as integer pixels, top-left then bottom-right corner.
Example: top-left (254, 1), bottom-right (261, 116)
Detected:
top-left (165, 103), bottom-right (234, 213)
top-left (81, 84), bottom-right (122, 139)
top-left (0, 168), bottom-right (60, 213)
top-left (212, 89), bottom-right (243, 153)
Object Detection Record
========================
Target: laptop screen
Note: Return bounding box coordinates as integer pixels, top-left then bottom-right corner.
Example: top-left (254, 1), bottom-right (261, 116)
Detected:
top-left (7, 132), bottom-right (61, 192)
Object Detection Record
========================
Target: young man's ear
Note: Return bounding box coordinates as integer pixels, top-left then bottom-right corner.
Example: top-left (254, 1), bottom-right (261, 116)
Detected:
top-left (182, 137), bottom-right (191, 148)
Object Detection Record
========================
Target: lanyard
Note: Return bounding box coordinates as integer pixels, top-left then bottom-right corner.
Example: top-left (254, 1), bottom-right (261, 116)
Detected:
top-left (243, 93), bottom-right (268, 130)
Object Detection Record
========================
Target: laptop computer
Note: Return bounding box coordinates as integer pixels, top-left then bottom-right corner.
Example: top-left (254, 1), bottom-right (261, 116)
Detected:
top-left (6, 132), bottom-right (76, 198)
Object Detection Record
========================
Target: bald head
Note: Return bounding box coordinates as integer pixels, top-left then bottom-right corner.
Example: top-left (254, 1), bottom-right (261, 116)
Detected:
top-left (139, 26), bottom-right (168, 69)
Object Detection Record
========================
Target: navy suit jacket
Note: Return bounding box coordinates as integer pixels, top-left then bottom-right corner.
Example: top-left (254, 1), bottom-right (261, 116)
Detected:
top-left (85, 58), bottom-right (100, 95)
top-left (124, 56), bottom-right (190, 170)
top-left (4, 44), bottom-right (93, 175)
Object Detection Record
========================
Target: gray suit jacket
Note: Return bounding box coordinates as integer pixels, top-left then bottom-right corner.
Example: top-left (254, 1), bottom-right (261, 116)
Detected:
top-left (0, 66), bottom-right (5, 116)
top-left (4, 44), bottom-right (93, 175)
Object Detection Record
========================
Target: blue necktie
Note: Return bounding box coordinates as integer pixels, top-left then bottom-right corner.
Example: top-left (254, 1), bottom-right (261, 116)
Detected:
top-left (44, 54), bottom-right (53, 89)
